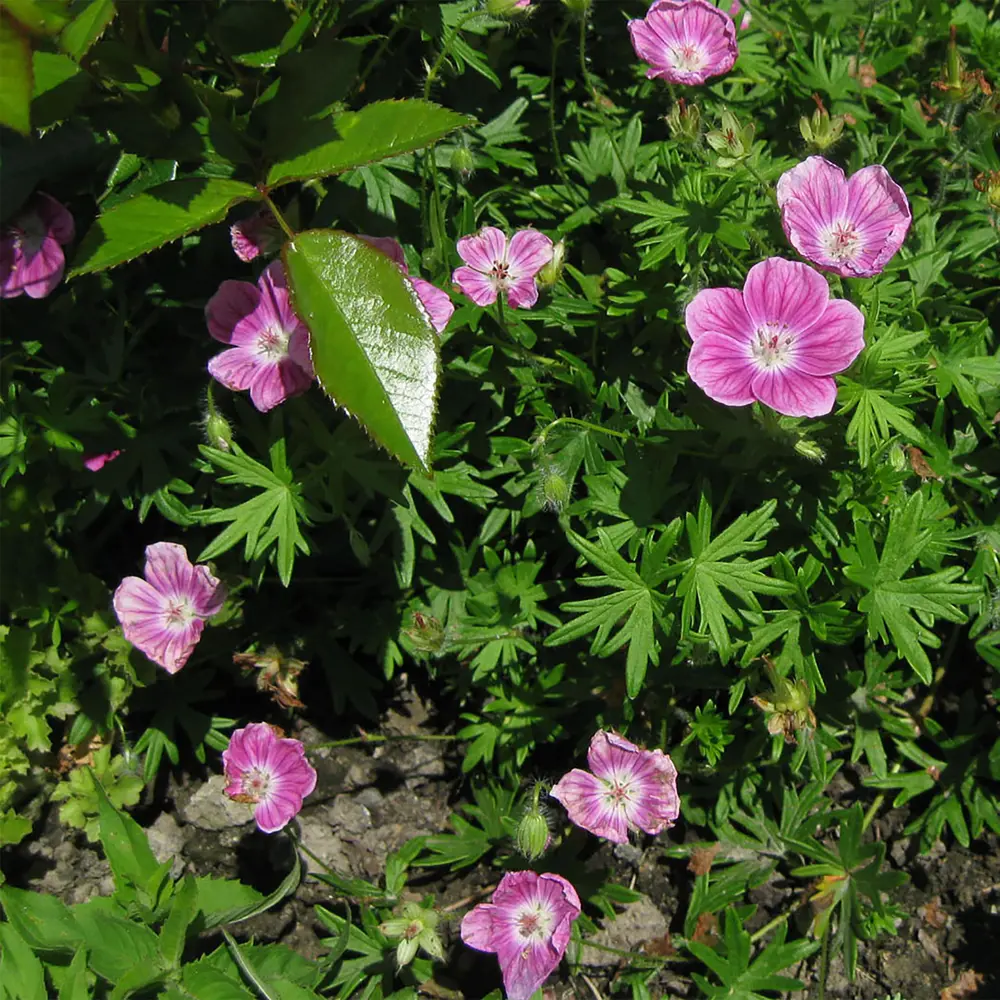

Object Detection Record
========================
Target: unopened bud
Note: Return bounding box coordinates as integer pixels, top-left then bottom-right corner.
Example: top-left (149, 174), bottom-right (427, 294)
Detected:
top-left (515, 786), bottom-right (551, 861)
top-left (794, 437), bottom-right (825, 463)
top-left (205, 410), bottom-right (235, 452)
top-left (540, 466), bottom-right (571, 513)
top-left (404, 611), bottom-right (446, 654)
top-left (486, 0), bottom-right (532, 17)
top-left (230, 209), bottom-right (282, 263)
top-left (665, 98), bottom-right (701, 143)
top-left (451, 145), bottom-right (476, 180)
top-left (706, 109), bottom-right (755, 167)
top-left (535, 240), bottom-right (566, 290)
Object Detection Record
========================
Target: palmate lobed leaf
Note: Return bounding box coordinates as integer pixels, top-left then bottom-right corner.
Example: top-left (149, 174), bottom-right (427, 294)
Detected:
top-left (284, 230), bottom-right (441, 472)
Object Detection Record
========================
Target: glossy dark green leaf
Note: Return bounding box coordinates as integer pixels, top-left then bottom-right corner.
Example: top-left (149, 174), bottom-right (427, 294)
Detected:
top-left (0, 11), bottom-right (33, 135)
top-left (69, 177), bottom-right (259, 276)
top-left (266, 99), bottom-right (473, 188)
top-left (59, 0), bottom-right (115, 61)
top-left (284, 230), bottom-right (440, 471)
top-left (32, 49), bottom-right (88, 125)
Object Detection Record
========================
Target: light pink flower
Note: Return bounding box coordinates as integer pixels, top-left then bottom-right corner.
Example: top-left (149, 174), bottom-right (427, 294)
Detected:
top-left (83, 450), bottom-right (122, 472)
top-left (686, 257), bottom-right (865, 418)
top-left (113, 542), bottom-right (225, 674)
top-left (550, 731), bottom-right (680, 844)
top-left (222, 723), bottom-right (317, 834)
top-left (628, 0), bottom-right (739, 86)
top-left (452, 226), bottom-right (553, 310)
top-left (206, 261), bottom-right (314, 413)
top-left (461, 871), bottom-right (581, 1000)
top-left (776, 156), bottom-right (911, 278)
top-left (1, 193), bottom-right (75, 299)
top-left (727, 0), bottom-right (751, 30)
top-left (230, 209), bottom-right (282, 263)
top-left (359, 235), bottom-right (455, 334)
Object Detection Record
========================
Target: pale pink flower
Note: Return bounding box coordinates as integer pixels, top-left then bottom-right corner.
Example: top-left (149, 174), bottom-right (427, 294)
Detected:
top-left (206, 261), bottom-right (314, 413)
top-left (1, 193), bottom-right (75, 299)
top-left (230, 209), bottom-right (282, 263)
top-left (686, 257), bottom-right (865, 418)
top-left (83, 450), bottom-right (122, 472)
top-left (222, 723), bottom-right (317, 834)
top-left (776, 156), bottom-right (911, 278)
top-left (550, 731), bottom-right (680, 844)
top-left (452, 226), bottom-right (553, 310)
top-left (628, 0), bottom-right (739, 86)
top-left (461, 871), bottom-right (581, 1000)
top-left (113, 542), bottom-right (225, 674)
top-left (359, 235), bottom-right (455, 334)
top-left (727, 0), bottom-right (751, 30)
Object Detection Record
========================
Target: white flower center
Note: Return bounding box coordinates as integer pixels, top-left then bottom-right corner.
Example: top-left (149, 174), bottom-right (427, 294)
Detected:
top-left (256, 325), bottom-right (291, 361)
top-left (514, 902), bottom-right (554, 943)
top-left (489, 258), bottom-right (511, 288)
top-left (751, 324), bottom-right (795, 369)
top-left (241, 767), bottom-right (272, 802)
top-left (822, 220), bottom-right (862, 261)
top-left (6, 215), bottom-right (46, 255)
top-left (164, 598), bottom-right (197, 628)
top-left (671, 43), bottom-right (705, 73)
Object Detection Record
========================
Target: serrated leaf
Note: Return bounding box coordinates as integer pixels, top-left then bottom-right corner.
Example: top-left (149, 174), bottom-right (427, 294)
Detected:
top-left (69, 177), bottom-right (259, 276)
top-left (59, 0), bottom-right (116, 61)
top-left (266, 99), bottom-right (473, 188)
top-left (284, 230), bottom-right (440, 471)
top-left (0, 11), bottom-right (33, 135)
top-left (0, 923), bottom-right (46, 1000)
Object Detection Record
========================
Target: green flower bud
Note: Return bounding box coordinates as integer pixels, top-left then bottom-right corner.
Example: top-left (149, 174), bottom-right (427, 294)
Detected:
top-left (793, 437), bottom-right (826, 463)
top-left (535, 240), bottom-right (566, 290)
top-left (515, 785), bottom-right (551, 861)
top-left (665, 99), bottom-right (701, 143)
top-left (540, 466), bottom-right (571, 513)
top-left (404, 611), bottom-right (446, 654)
top-left (204, 407), bottom-right (235, 452)
top-left (451, 145), bottom-right (476, 181)
top-left (975, 171), bottom-right (1000, 212)
top-left (486, 0), bottom-right (532, 17)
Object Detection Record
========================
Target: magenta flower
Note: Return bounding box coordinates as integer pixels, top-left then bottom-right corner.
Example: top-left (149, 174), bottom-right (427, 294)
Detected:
top-left (452, 226), bottom-right (553, 310)
top-left (776, 156), bottom-right (911, 278)
top-left (727, 0), bottom-right (751, 30)
top-left (461, 871), bottom-right (581, 1000)
top-left (1, 193), bottom-right (75, 299)
top-left (628, 0), bottom-right (738, 86)
top-left (206, 261), bottom-right (314, 413)
top-left (686, 257), bottom-right (865, 418)
top-left (230, 209), bottom-right (282, 263)
top-left (359, 235), bottom-right (455, 334)
top-left (222, 723), bottom-right (317, 834)
top-left (113, 542), bottom-right (225, 674)
top-left (83, 450), bottom-right (122, 472)
top-left (550, 731), bottom-right (680, 844)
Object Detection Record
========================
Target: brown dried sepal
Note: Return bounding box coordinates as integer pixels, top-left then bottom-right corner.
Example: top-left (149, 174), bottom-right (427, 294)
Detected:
top-left (691, 912), bottom-right (720, 947)
top-left (688, 843), bottom-right (721, 877)
top-left (908, 447), bottom-right (942, 481)
top-left (57, 734), bottom-right (107, 774)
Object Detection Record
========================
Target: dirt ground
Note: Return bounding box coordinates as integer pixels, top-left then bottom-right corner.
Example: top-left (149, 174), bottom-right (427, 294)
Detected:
top-left (5, 684), bottom-right (999, 1000)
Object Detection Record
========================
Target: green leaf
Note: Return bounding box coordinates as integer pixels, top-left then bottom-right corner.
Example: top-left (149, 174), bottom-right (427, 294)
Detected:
top-left (0, 923), bottom-right (46, 1000)
top-left (94, 776), bottom-right (161, 891)
top-left (31, 50), bottom-right (87, 125)
top-left (56, 949), bottom-right (90, 1000)
top-left (0, 885), bottom-right (82, 953)
top-left (59, 0), bottom-right (115, 61)
top-left (72, 908), bottom-right (163, 983)
top-left (159, 875), bottom-right (199, 968)
top-left (197, 851), bottom-right (300, 930)
top-left (266, 99), bottom-right (473, 188)
top-left (842, 491), bottom-right (981, 684)
top-left (0, 11), bottom-right (33, 135)
top-left (284, 230), bottom-right (440, 471)
top-left (69, 177), bottom-right (259, 276)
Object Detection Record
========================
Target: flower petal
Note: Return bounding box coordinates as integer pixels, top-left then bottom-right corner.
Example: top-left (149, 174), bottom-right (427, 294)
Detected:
top-left (19, 238), bottom-right (66, 299)
top-left (685, 287), bottom-right (753, 342)
top-left (742, 257), bottom-right (829, 332)
top-left (506, 229), bottom-right (553, 279)
top-left (452, 265), bottom-right (498, 306)
top-left (35, 193), bottom-right (75, 245)
top-left (409, 276), bottom-right (455, 333)
top-left (751, 368), bottom-right (838, 417)
top-left (776, 156), bottom-right (848, 219)
top-left (143, 542), bottom-right (197, 599)
top-left (359, 235), bottom-right (408, 270)
top-left (461, 904), bottom-right (498, 953)
top-left (456, 227), bottom-right (507, 273)
top-left (208, 346), bottom-right (261, 392)
top-left (844, 165), bottom-right (911, 275)
top-left (206, 280), bottom-right (262, 343)
top-left (550, 768), bottom-right (630, 843)
top-left (247, 358), bottom-right (313, 412)
top-left (790, 299), bottom-right (865, 376)
top-left (687, 332), bottom-right (757, 406)
top-left (505, 276), bottom-right (540, 310)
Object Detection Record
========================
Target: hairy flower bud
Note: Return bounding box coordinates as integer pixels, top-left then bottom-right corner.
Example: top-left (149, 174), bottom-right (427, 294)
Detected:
top-left (540, 465), bottom-right (571, 513)
top-left (515, 783), bottom-right (552, 860)
top-left (204, 409), bottom-right (235, 452)
top-left (535, 240), bottom-right (566, 290)
top-left (793, 437), bottom-right (826, 463)
top-left (665, 98), bottom-right (701, 143)
top-left (706, 109), bottom-right (755, 167)
top-left (405, 611), bottom-right (446, 654)
top-left (451, 145), bottom-right (476, 181)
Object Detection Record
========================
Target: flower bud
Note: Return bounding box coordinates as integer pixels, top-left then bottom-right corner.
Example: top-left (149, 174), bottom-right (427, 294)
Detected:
top-left (535, 240), bottom-right (566, 290)
top-left (974, 170), bottom-right (1000, 212)
top-left (515, 784), bottom-right (551, 861)
top-left (486, 0), bottom-right (532, 17)
top-left (540, 465), bottom-right (571, 513)
top-left (665, 98), bottom-right (701, 143)
top-left (230, 209), bottom-right (282, 263)
top-left (706, 109), bottom-right (755, 168)
top-left (451, 145), bottom-right (476, 181)
top-left (404, 611), bottom-right (446, 654)
top-left (933, 25), bottom-right (992, 104)
top-left (793, 437), bottom-right (825, 463)
top-left (205, 409), bottom-right (235, 452)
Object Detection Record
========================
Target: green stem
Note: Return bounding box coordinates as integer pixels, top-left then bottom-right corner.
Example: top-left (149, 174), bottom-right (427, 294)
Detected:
top-left (534, 416), bottom-right (630, 452)
top-left (549, 22), bottom-right (570, 181)
top-left (286, 825), bottom-right (336, 875)
top-left (817, 922), bottom-right (831, 1000)
top-left (354, 19), bottom-right (402, 97)
top-left (263, 195), bottom-right (295, 240)
top-left (423, 10), bottom-right (479, 101)
top-left (306, 733), bottom-right (460, 752)
top-left (749, 908), bottom-right (791, 944)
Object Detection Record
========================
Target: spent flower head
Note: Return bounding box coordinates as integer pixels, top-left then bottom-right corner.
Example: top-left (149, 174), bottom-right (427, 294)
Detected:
top-left (777, 156), bottom-right (911, 278)
top-left (113, 542), bottom-right (225, 674)
top-left (452, 226), bottom-right (553, 310)
top-left (665, 98), bottom-right (702, 142)
top-left (222, 723), bottom-right (317, 833)
top-left (1, 193), bottom-right (75, 300)
top-left (706, 109), bottom-right (755, 167)
top-left (685, 257), bottom-right (865, 418)
top-left (461, 871), bottom-right (581, 1000)
top-left (550, 730), bottom-right (680, 844)
top-left (799, 97), bottom-right (848, 152)
top-left (381, 902), bottom-right (445, 967)
top-left (628, 0), bottom-right (738, 86)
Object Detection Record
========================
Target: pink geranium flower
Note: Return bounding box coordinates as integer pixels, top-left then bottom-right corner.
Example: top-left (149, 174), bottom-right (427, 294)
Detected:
top-left (461, 871), bottom-right (581, 1000)
top-left (452, 227), bottom-right (553, 310)
top-left (628, 0), bottom-right (739, 86)
top-left (686, 257), bottom-right (865, 418)
top-left (206, 261), bottom-right (314, 413)
top-left (222, 723), bottom-right (317, 834)
top-left (113, 542), bottom-right (225, 674)
top-left (360, 235), bottom-right (455, 334)
top-left (776, 156), bottom-right (911, 278)
top-left (727, 0), bottom-right (751, 30)
top-left (550, 731), bottom-right (680, 844)
top-left (1, 193), bottom-right (75, 299)
top-left (230, 209), bottom-right (282, 263)
top-left (83, 450), bottom-right (122, 472)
